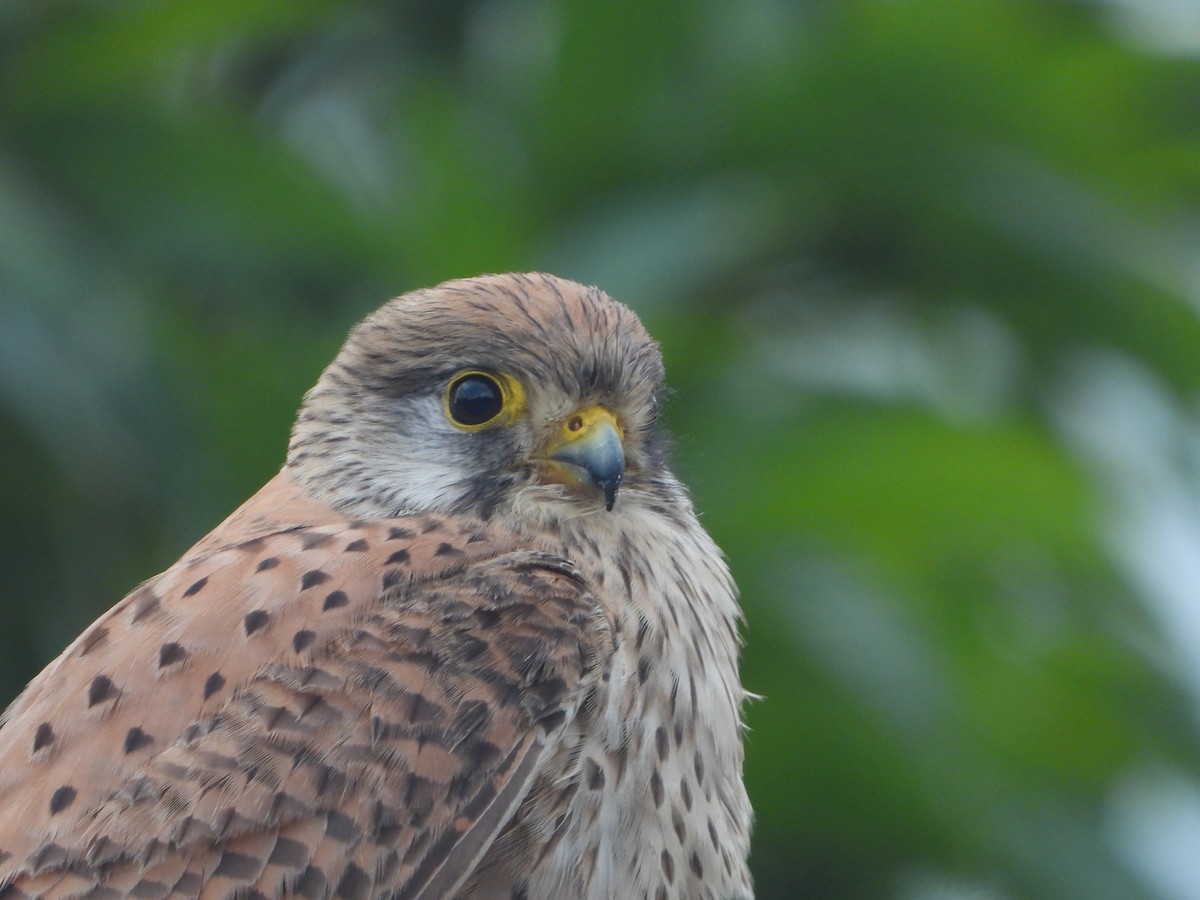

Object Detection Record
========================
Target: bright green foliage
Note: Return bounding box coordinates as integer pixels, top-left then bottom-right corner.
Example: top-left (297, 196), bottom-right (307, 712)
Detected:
top-left (3, 2), bottom-right (1200, 897)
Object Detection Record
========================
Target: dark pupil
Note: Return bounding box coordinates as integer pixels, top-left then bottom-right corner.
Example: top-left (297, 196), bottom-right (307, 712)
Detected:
top-left (450, 375), bottom-right (504, 425)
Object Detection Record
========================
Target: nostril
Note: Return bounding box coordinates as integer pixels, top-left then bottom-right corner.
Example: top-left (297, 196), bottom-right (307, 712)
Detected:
top-left (567, 415), bottom-right (584, 432)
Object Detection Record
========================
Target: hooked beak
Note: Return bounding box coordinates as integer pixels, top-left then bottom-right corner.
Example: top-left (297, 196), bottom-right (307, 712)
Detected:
top-left (536, 406), bottom-right (625, 511)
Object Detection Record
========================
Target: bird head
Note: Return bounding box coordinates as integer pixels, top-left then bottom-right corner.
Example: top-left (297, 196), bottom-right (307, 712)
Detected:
top-left (287, 273), bottom-right (674, 522)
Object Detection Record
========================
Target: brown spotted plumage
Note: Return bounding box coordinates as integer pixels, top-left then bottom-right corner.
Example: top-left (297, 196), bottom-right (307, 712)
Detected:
top-left (0, 273), bottom-right (752, 899)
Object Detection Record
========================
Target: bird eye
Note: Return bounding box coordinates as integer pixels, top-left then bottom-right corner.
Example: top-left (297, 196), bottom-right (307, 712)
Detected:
top-left (446, 371), bottom-right (507, 429)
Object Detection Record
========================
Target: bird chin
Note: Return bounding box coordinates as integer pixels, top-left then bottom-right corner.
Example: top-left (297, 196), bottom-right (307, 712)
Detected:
top-left (512, 479), bottom-right (609, 522)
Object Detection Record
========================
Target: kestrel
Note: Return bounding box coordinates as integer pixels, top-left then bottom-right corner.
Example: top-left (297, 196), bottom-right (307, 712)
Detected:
top-left (0, 273), bottom-right (752, 899)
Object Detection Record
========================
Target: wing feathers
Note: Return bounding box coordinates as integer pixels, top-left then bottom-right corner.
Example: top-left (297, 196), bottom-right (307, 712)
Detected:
top-left (0, 475), bottom-right (613, 899)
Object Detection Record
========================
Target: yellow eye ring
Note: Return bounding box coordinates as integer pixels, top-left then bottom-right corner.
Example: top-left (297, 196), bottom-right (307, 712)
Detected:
top-left (443, 370), bottom-right (525, 431)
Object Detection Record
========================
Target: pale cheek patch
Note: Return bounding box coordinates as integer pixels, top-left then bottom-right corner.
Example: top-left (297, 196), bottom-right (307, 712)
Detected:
top-left (369, 397), bottom-right (506, 513)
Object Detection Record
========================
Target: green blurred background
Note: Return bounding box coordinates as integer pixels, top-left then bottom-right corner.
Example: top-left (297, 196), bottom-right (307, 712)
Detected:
top-left (3, 1), bottom-right (1200, 897)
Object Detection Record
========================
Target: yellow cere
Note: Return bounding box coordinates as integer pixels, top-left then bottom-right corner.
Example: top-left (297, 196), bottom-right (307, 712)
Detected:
top-left (550, 405), bottom-right (624, 449)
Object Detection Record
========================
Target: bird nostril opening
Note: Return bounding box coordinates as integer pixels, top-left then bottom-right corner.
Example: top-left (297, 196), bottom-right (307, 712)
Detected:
top-left (567, 415), bottom-right (584, 432)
